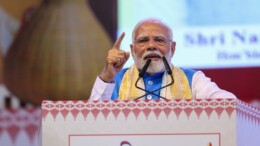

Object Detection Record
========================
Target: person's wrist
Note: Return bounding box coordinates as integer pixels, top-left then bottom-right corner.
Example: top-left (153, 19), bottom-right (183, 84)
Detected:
top-left (99, 74), bottom-right (114, 83)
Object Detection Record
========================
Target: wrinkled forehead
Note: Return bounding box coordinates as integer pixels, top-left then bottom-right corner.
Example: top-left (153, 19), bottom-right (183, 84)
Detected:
top-left (135, 31), bottom-right (168, 39)
top-left (132, 21), bottom-right (172, 41)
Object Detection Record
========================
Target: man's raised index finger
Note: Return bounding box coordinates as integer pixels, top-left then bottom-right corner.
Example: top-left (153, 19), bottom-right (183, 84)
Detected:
top-left (113, 32), bottom-right (125, 49)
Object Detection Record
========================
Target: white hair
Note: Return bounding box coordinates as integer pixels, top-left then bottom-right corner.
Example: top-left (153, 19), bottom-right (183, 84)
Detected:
top-left (132, 18), bottom-right (173, 42)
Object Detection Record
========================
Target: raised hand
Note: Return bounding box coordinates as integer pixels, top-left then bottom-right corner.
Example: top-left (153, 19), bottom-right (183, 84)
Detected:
top-left (99, 32), bottom-right (130, 82)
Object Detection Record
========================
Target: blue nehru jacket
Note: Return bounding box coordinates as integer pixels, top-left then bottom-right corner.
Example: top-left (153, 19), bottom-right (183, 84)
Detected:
top-left (111, 68), bottom-right (196, 100)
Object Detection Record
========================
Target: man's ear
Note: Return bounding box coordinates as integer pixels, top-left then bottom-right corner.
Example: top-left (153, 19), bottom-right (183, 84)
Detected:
top-left (171, 41), bottom-right (176, 56)
top-left (130, 44), bottom-right (134, 56)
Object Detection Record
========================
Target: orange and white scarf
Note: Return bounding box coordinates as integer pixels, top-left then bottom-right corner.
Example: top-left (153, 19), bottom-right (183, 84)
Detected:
top-left (118, 65), bottom-right (192, 100)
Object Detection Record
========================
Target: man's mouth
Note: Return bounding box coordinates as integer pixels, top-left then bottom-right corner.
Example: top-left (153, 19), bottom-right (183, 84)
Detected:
top-left (144, 54), bottom-right (161, 60)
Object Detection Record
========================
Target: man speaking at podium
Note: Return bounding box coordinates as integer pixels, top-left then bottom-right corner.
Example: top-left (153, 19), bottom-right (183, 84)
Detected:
top-left (90, 18), bottom-right (236, 101)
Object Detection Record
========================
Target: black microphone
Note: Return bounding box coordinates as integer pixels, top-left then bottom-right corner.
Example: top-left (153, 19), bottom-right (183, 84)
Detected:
top-left (134, 57), bottom-right (174, 100)
top-left (146, 56), bottom-right (174, 95)
top-left (139, 59), bottom-right (151, 77)
top-left (134, 56), bottom-right (174, 100)
top-left (162, 56), bottom-right (172, 75)
top-left (134, 59), bottom-right (166, 100)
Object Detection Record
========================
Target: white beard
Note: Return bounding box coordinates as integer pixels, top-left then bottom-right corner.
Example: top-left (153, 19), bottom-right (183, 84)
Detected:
top-left (133, 51), bottom-right (166, 74)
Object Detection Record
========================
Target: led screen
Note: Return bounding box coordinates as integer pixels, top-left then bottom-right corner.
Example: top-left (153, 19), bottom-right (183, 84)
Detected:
top-left (118, 0), bottom-right (260, 69)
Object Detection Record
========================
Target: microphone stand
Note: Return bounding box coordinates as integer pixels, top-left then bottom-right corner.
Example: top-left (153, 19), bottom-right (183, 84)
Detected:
top-left (134, 59), bottom-right (165, 99)
top-left (134, 74), bottom-right (173, 100)
top-left (134, 76), bottom-right (166, 100)
top-left (134, 56), bottom-right (174, 100)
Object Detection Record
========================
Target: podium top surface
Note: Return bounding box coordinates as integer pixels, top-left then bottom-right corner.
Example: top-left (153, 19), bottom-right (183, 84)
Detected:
top-left (41, 99), bottom-right (260, 122)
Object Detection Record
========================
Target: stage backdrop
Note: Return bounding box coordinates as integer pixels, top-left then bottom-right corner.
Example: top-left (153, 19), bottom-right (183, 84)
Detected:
top-left (117, 0), bottom-right (260, 103)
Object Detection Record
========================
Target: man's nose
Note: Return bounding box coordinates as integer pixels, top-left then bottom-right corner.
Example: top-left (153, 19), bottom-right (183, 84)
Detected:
top-left (147, 40), bottom-right (157, 51)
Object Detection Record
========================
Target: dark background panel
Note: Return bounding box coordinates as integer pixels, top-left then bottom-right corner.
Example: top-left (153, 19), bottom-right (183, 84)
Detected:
top-left (88, 0), bottom-right (117, 41)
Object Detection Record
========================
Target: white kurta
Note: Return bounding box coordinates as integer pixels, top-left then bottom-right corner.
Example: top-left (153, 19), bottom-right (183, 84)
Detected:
top-left (89, 71), bottom-right (236, 101)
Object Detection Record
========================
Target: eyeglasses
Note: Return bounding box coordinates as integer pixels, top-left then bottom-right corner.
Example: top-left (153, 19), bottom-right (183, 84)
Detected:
top-left (134, 36), bottom-right (171, 47)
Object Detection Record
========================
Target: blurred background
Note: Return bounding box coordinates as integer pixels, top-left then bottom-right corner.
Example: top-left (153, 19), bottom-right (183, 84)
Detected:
top-left (0, 0), bottom-right (259, 145)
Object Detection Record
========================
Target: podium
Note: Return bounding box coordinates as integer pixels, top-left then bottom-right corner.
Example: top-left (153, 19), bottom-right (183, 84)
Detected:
top-left (0, 108), bottom-right (40, 146)
top-left (41, 99), bottom-right (260, 146)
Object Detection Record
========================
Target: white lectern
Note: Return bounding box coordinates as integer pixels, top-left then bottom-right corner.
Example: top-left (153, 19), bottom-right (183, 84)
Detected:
top-left (41, 99), bottom-right (260, 146)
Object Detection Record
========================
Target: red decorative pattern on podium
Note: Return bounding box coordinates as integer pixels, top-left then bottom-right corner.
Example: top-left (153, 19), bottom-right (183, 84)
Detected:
top-left (41, 99), bottom-right (260, 124)
top-left (0, 108), bottom-right (40, 146)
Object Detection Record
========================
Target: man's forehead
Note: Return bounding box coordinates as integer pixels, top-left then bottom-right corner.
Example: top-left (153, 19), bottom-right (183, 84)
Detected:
top-left (136, 25), bottom-right (167, 37)
top-left (137, 23), bottom-right (167, 32)
top-left (132, 20), bottom-right (173, 42)
top-left (135, 33), bottom-right (167, 39)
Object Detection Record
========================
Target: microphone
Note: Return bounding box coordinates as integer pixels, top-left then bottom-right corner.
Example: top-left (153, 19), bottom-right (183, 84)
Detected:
top-left (134, 57), bottom-right (174, 100)
top-left (147, 56), bottom-right (174, 95)
top-left (162, 56), bottom-right (172, 75)
top-left (135, 59), bottom-right (165, 100)
top-left (139, 59), bottom-right (151, 77)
